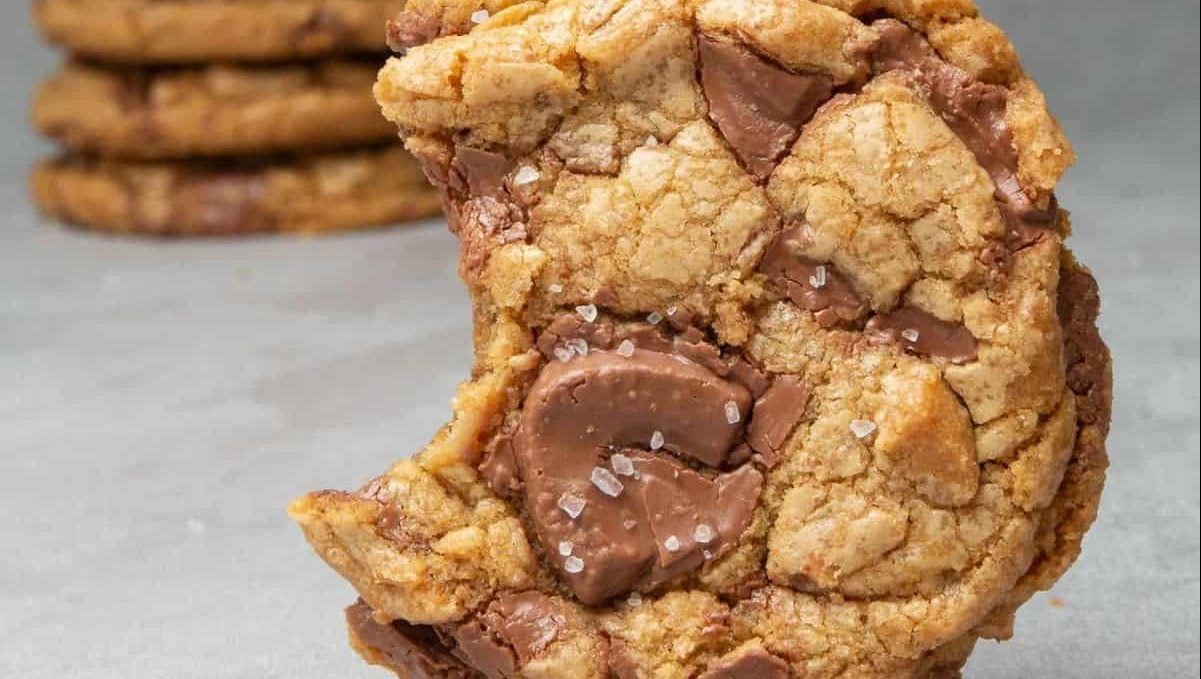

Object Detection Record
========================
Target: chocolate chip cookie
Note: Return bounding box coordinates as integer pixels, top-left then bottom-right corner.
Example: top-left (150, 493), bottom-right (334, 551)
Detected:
top-left (32, 60), bottom-right (396, 160)
top-left (291, 1), bottom-right (1111, 677)
top-left (31, 146), bottom-right (440, 236)
top-left (34, 0), bottom-right (402, 64)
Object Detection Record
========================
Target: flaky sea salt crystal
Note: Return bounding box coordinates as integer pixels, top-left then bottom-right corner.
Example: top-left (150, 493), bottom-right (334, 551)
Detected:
top-left (616, 339), bottom-right (635, 357)
top-left (809, 265), bottom-right (827, 289)
top-left (703, 549), bottom-right (714, 560)
top-left (558, 493), bottom-right (586, 519)
top-left (548, 283), bottom-right (564, 293)
top-left (564, 556), bottom-right (585, 574)
top-left (664, 535), bottom-right (681, 552)
top-left (646, 311), bottom-right (664, 325)
top-left (666, 305), bottom-right (678, 316)
top-left (566, 338), bottom-right (589, 357)
top-left (623, 519), bottom-right (638, 530)
top-left (559, 541), bottom-right (574, 556)
top-left (724, 401), bottom-right (741, 424)
top-left (470, 9), bottom-right (490, 23)
top-left (649, 430), bottom-right (665, 451)
top-left (531, 618), bottom-right (558, 649)
top-left (901, 328), bottom-right (921, 342)
top-left (591, 467), bottom-right (625, 497)
top-left (693, 524), bottom-right (715, 544)
top-left (627, 592), bottom-right (643, 606)
top-left (645, 136), bottom-right (658, 147)
top-left (576, 304), bottom-right (599, 322)
top-left (554, 347), bottom-right (574, 363)
top-left (611, 453), bottom-right (636, 476)
top-left (849, 419), bottom-right (877, 439)
top-left (513, 166), bottom-right (540, 186)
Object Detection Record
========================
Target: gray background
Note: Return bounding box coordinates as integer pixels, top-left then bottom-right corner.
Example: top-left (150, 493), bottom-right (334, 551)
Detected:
top-left (1, 1), bottom-right (1197, 677)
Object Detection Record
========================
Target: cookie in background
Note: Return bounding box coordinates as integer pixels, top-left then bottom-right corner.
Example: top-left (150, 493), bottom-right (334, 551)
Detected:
top-left (29, 0), bottom-right (440, 236)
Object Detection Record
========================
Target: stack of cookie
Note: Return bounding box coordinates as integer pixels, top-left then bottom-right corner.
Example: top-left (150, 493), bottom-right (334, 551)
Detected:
top-left (30, 0), bottom-right (441, 236)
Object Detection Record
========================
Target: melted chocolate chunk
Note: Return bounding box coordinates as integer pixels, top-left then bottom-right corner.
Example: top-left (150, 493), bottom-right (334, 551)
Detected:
top-left (747, 376), bottom-right (811, 466)
top-left (387, 10), bottom-right (442, 53)
top-left (866, 306), bottom-right (978, 364)
top-left (699, 649), bottom-right (791, 679)
top-left (479, 435), bottom-right (521, 495)
top-left (452, 147), bottom-right (513, 199)
top-left (871, 19), bottom-right (1057, 245)
top-left (698, 35), bottom-right (834, 179)
top-left (760, 225), bottom-right (868, 326)
top-left (345, 600), bottom-right (477, 679)
top-left (514, 347), bottom-right (763, 604)
top-left (450, 592), bottom-right (567, 678)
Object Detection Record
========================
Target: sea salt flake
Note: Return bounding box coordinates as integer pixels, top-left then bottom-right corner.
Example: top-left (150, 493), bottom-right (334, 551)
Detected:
top-left (470, 9), bottom-right (490, 23)
top-left (591, 467), bottom-right (625, 497)
top-left (666, 305), bottom-right (678, 316)
top-left (616, 339), bottom-right (635, 357)
top-left (649, 430), bottom-right (665, 451)
top-left (623, 519), bottom-right (638, 530)
top-left (724, 401), bottom-right (741, 424)
top-left (809, 265), bottom-right (827, 289)
top-left (513, 165), bottom-right (540, 186)
top-left (566, 338), bottom-right (589, 357)
top-left (647, 311), bottom-right (664, 325)
top-left (564, 556), bottom-right (585, 574)
top-left (611, 453), bottom-right (636, 476)
top-left (645, 136), bottom-right (658, 147)
top-left (558, 493), bottom-right (586, 519)
top-left (548, 283), bottom-right (563, 293)
top-left (693, 524), bottom-right (715, 544)
top-left (576, 304), bottom-right (599, 322)
top-left (664, 535), bottom-right (681, 552)
top-left (627, 592), bottom-right (643, 606)
top-left (554, 347), bottom-right (574, 363)
top-left (901, 328), bottom-right (920, 342)
top-left (559, 541), bottom-right (574, 556)
top-left (703, 549), bottom-right (714, 560)
top-left (849, 419), bottom-right (877, 439)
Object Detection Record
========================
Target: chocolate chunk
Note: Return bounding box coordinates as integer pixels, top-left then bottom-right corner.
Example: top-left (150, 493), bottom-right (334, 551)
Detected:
top-left (871, 20), bottom-right (1057, 244)
top-left (536, 314), bottom-right (617, 359)
top-left (453, 621), bottom-right (517, 679)
top-left (449, 592), bottom-right (566, 678)
top-left (866, 306), bottom-right (978, 364)
top-left (345, 600), bottom-right (476, 679)
top-left (453, 197), bottom-right (526, 281)
top-left (727, 358), bottom-right (771, 399)
top-left (747, 376), bottom-right (810, 466)
top-left (489, 592), bottom-right (566, 663)
top-left (699, 649), bottom-right (791, 679)
top-left (480, 435), bottom-right (521, 495)
top-left (514, 347), bottom-right (762, 604)
top-left (169, 173), bottom-right (270, 234)
top-left (387, 10), bottom-right (442, 53)
top-left (698, 36), bottom-right (834, 179)
top-left (452, 147), bottom-right (513, 199)
top-left (760, 225), bottom-right (868, 326)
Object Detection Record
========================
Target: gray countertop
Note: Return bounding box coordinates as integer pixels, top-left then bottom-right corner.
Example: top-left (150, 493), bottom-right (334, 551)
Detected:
top-left (1, 1), bottom-right (1198, 677)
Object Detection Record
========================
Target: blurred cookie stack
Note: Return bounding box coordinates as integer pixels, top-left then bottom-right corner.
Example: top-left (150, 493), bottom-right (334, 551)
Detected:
top-left (30, 0), bottom-right (440, 236)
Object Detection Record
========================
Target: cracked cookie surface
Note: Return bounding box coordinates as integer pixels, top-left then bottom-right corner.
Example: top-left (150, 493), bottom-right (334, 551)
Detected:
top-left (290, 1), bottom-right (1110, 676)
top-left (31, 147), bottom-right (440, 236)
top-left (32, 60), bottom-right (396, 160)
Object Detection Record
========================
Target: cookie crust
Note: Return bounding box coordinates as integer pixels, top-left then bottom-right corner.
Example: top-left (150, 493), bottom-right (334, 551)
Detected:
top-left (31, 147), bottom-right (440, 236)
